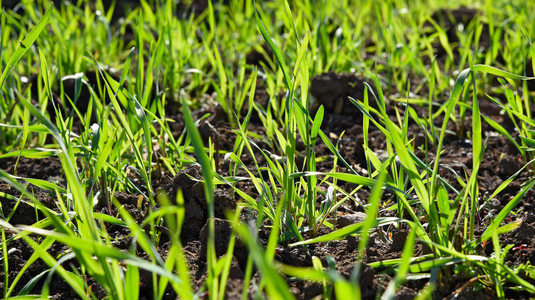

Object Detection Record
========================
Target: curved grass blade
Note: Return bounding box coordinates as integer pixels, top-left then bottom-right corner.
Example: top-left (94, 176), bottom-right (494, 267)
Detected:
top-left (429, 68), bottom-right (471, 198)
top-left (253, 0), bottom-right (291, 90)
top-left (290, 171), bottom-right (403, 194)
top-left (0, 6), bottom-right (52, 90)
top-left (482, 114), bottom-right (523, 156)
top-left (406, 256), bottom-right (486, 273)
top-left (473, 64), bottom-right (535, 81)
top-left (481, 178), bottom-right (535, 237)
top-left (289, 217), bottom-right (402, 246)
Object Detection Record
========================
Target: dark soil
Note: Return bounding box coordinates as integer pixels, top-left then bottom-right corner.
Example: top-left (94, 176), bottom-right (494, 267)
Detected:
top-left (2, 4), bottom-right (535, 300)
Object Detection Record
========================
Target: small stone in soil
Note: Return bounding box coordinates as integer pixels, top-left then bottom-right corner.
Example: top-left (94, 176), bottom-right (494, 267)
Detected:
top-left (337, 212), bottom-right (367, 228)
top-left (499, 155), bottom-right (521, 177)
top-left (487, 198), bottom-right (501, 209)
top-left (346, 235), bottom-right (358, 251)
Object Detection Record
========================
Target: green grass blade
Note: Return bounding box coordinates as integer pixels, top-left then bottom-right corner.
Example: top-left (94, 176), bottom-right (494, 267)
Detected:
top-left (473, 64), bottom-right (535, 81)
top-left (482, 114), bottom-right (523, 156)
top-left (289, 217), bottom-right (402, 246)
top-left (0, 6), bottom-right (52, 90)
top-left (180, 96), bottom-right (218, 296)
top-left (357, 169), bottom-right (388, 260)
top-left (254, 1), bottom-right (291, 90)
top-left (430, 68), bottom-right (471, 198)
top-left (125, 263), bottom-right (140, 300)
top-left (481, 178), bottom-right (535, 237)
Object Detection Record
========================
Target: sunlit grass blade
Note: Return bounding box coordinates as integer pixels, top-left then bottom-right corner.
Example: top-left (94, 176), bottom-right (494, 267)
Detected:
top-left (356, 168), bottom-right (388, 264)
top-left (289, 217), bottom-right (402, 246)
top-left (0, 6), bottom-right (52, 90)
top-left (481, 178), bottom-right (535, 238)
top-left (429, 68), bottom-right (471, 196)
top-left (482, 114), bottom-right (523, 157)
top-left (473, 64), bottom-right (535, 80)
top-left (253, 0), bottom-right (290, 90)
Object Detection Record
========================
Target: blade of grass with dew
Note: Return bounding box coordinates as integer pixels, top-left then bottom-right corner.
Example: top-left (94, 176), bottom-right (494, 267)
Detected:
top-left (31, 55), bottom-right (100, 242)
top-left (0, 170), bottom-right (75, 238)
top-left (91, 58), bottom-right (154, 201)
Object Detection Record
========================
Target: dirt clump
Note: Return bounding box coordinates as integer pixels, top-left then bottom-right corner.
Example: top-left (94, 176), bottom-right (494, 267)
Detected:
top-left (157, 164), bottom-right (236, 243)
top-left (310, 72), bottom-right (376, 119)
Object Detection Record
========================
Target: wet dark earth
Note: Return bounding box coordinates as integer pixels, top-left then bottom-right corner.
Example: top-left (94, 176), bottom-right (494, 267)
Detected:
top-left (2, 3), bottom-right (535, 300)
